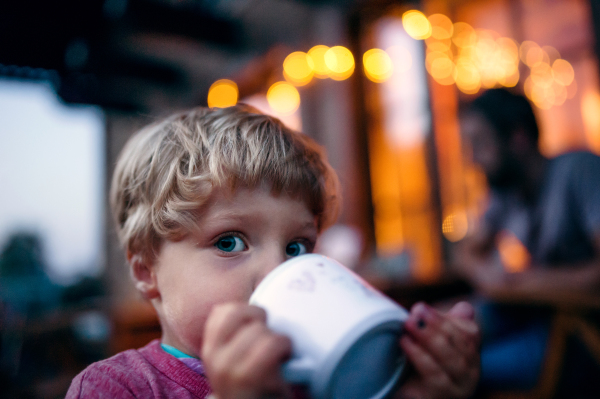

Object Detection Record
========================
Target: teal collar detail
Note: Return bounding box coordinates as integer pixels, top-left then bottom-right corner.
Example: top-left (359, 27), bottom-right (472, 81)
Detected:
top-left (160, 343), bottom-right (195, 359)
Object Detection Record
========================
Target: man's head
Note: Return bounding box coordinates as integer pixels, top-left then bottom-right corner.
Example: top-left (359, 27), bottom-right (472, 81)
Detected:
top-left (110, 104), bottom-right (340, 265)
top-left (460, 89), bottom-right (540, 188)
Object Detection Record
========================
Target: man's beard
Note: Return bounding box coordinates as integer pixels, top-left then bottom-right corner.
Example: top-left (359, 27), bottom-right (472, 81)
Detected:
top-left (487, 155), bottom-right (523, 189)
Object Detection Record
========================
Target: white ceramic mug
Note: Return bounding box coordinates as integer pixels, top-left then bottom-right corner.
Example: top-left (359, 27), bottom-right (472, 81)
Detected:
top-left (249, 254), bottom-right (409, 399)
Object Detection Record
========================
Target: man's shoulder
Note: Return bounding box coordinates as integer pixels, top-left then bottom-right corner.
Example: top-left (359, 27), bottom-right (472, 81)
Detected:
top-left (551, 151), bottom-right (600, 171)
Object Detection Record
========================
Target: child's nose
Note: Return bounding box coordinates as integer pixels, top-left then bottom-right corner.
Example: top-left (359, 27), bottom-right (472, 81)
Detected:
top-left (253, 248), bottom-right (287, 290)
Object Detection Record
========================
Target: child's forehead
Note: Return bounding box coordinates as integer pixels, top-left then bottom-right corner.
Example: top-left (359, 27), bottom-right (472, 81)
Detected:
top-left (185, 185), bottom-right (319, 241)
top-left (211, 183), bottom-right (312, 207)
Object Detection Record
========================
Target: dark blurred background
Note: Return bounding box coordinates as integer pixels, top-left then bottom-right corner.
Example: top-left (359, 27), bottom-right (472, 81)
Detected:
top-left (1, 0), bottom-right (600, 398)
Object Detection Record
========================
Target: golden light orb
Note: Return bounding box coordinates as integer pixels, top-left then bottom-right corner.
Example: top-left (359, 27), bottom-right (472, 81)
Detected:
top-left (430, 57), bottom-right (454, 82)
top-left (552, 59), bottom-right (575, 86)
top-left (474, 35), bottom-right (497, 67)
top-left (531, 63), bottom-right (554, 88)
top-left (402, 10), bottom-right (432, 40)
top-left (499, 70), bottom-right (519, 87)
top-left (207, 79), bottom-right (238, 108)
top-left (530, 84), bottom-right (555, 109)
top-left (542, 45), bottom-right (561, 64)
top-left (307, 45), bottom-right (331, 79)
top-left (283, 51), bottom-right (314, 86)
top-left (524, 76), bottom-right (534, 100)
top-left (582, 90), bottom-right (600, 152)
top-left (426, 51), bottom-right (449, 73)
top-left (426, 37), bottom-right (452, 53)
top-left (452, 22), bottom-right (476, 48)
top-left (519, 41), bottom-right (538, 64)
top-left (428, 14), bottom-right (454, 40)
top-left (454, 59), bottom-right (481, 94)
top-left (267, 82), bottom-right (301, 115)
top-left (442, 210), bottom-right (468, 242)
top-left (324, 46), bottom-right (355, 80)
top-left (553, 81), bottom-right (568, 106)
top-left (496, 37), bottom-right (519, 62)
top-left (525, 46), bottom-right (549, 67)
top-left (497, 231), bottom-right (530, 273)
top-left (363, 48), bottom-right (393, 83)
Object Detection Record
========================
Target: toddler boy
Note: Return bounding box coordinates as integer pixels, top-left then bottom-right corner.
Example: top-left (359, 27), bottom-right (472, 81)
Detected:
top-left (66, 105), bottom-right (480, 399)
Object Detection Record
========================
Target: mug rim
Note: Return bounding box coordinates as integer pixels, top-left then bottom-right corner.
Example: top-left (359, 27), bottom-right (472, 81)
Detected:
top-left (249, 253), bottom-right (331, 304)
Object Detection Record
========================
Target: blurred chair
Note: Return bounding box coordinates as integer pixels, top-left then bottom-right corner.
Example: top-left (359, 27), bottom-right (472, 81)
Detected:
top-left (487, 290), bottom-right (600, 399)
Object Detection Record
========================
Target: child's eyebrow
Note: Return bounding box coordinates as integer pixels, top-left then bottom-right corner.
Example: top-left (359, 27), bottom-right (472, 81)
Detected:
top-left (202, 211), bottom-right (317, 231)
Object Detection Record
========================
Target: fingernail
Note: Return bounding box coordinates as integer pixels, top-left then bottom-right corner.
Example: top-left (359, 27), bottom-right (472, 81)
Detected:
top-left (413, 303), bottom-right (431, 318)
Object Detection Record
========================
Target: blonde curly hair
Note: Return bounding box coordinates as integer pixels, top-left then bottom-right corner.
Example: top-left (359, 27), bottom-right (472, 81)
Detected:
top-left (110, 104), bottom-right (340, 262)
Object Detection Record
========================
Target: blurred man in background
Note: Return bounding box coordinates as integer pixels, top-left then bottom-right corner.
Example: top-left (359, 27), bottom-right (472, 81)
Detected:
top-left (455, 88), bottom-right (600, 392)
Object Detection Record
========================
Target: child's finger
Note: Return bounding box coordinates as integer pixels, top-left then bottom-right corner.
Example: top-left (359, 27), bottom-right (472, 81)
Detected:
top-left (403, 303), bottom-right (479, 383)
top-left (447, 301), bottom-right (475, 320)
top-left (405, 303), bottom-right (479, 359)
top-left (203, 303), bottom-right (267, 357)
top-left (399, 334), bottom-right (453, 393)
top-left (208, 320), bottom-right (291, 395)
top-left (239, 326), bottom-right (292, 390)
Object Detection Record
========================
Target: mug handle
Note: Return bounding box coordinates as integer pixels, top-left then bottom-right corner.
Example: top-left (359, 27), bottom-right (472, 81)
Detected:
top-left (282, 357), bottom-right (315, 383)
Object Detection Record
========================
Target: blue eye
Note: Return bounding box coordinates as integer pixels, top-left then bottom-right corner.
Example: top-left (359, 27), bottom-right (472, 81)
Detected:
top-left (215, 236), bottom-right (245, 253)
top-left (286, 241), bottom-right (308, 257)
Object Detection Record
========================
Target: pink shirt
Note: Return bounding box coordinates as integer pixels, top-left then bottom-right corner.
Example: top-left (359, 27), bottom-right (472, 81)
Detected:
top-left (66, 339), bottom-right (212, 398)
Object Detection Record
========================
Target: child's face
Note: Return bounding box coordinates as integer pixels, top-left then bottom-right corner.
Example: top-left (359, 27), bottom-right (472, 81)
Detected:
top-left (149, 185), bottom-right (318, 357)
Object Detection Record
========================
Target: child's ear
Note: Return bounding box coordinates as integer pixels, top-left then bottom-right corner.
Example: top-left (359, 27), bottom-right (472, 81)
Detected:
top-left (128, 252), bottom-right (160, 300)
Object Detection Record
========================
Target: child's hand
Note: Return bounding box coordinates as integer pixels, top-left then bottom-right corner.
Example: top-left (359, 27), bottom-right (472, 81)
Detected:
top-left (202, 303), bottom-right (293, 399)
top-left (396, 301), bottom-right (480, 399)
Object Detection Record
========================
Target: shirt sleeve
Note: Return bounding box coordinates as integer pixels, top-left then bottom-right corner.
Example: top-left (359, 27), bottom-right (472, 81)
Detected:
top-left (571, 153), bottom-right (600, 239)
top-left (65, 368), bottom-right (137, 399)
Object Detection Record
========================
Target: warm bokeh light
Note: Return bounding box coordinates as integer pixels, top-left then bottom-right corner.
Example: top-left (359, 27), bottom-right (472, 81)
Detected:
top-left (499, 70), bottom-right (520, 87)
top-left (497, 230), bottom-right (530, 273)
top-left (582, 90), bottom-right (600, 153)
top-left (454, 59), bottom-right (481, 94)
top-left (407, 13), bottom-right (575, 103)
top-left (519, 41), bottom-right (538, 64)
top-left (542, 45), bottom-right (561, 64)
top-left (387, 45), bottom-right (413, 73)
top-left (283, 51), bottom-right (314, 86)
top-left (522, 55), bottom-right (575, 109)
top-left (426, 51), bottom-right (448, 71)
top-left (553, 82), bottom-right (568, 106)
top-left (442, 210), bottom-right (468, 242)
top-left (530, 83), bottom-right (555, 110)
top-left (266, 82), bottom-right (300, 115)
top-left (524, 76), bottom-right (534, 100)
top-left (207, 79), bottom-right (238, 108)
top-left (430, 57), bottom-right (455, 85)
top-left (497, 37), bottom-right (519, 62)
top-left (426, 38), bottom-right (452, 54)
top-left (402, 10), bottom-right (432, 40)
top-left (307, 45), bottom-right (331, 79)
top-left (363, 48), bottom-right (393, 83)
top-left (525, 45), bottom-right (549, 67)
top-left (428, 14), bottom-right (453, 40)
top-left (531, 63), bottom-right (554, 88)
top-left (324, 46), bottom-right (355, 80)
top-left (552, 59), bottom-right (575, 86)
top-left (452, 22), bottom-right (476, 48)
